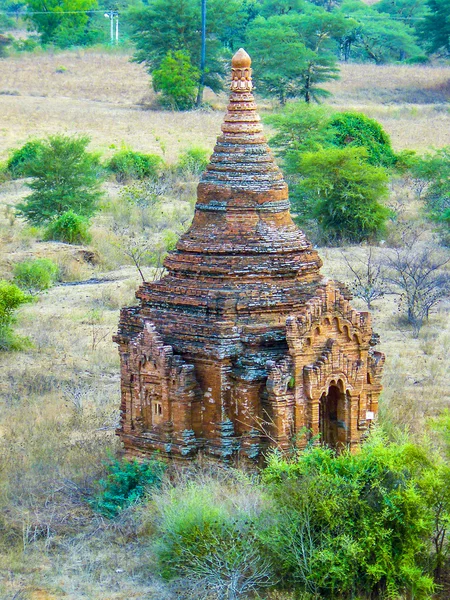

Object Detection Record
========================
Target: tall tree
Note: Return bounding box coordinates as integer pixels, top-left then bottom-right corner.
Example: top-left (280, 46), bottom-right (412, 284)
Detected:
top-left (417, 0), bottom-right (450, 56)
top-left (25, 0), bottom-right (99, 47)
top-left (130, 0), bottom-right (247, 104)
top-left (338, 0), bottom-right (423, 62)
top-left (247, 10), bottom-right (347, 103)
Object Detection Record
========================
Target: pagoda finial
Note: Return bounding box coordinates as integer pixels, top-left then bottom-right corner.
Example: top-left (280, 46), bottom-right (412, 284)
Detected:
top-left (231, 48), bottom-right (252, 92)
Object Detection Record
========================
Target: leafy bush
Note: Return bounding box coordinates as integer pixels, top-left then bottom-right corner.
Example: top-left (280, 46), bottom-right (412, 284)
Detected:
top-left (0, 280), bottom-right (32, 351)
top-left (16, 134), bottom-right (102, 226)
top-left (43, 210), bottom-right (91, 244)
top-left (13, 258), bottom-right (59, 294)
top-left (329, 111), bottom-right (398, 168)
top-left (107, 148), bottom-right (164, 183)
top-left (92, 456), bottom-right (166, 518)
top-left (266, 103), bottom-right (333, 171)
top-left (6, 139), bottom-right (46, 178)
top-left (261, 430), bottom-right (436, 599)
top-left (411, 146), bottom-right (450, 234)
top-left (176, 147), bottom-right (210, 175)
top-left (152, 475), bottom-right (273, 598)
top-left (152, 50), bottom-right (200, 110)
top-left (295, 147), bottom-right (390, 243)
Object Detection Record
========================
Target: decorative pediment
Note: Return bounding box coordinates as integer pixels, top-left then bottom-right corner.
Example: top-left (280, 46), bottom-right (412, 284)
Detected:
top-left (303, 338), bottom-right (365, 400)
top-left (286, 280), bottom-right (372, 350)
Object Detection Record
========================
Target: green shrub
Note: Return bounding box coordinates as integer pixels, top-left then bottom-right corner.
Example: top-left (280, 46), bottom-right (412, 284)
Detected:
top-left (0, 280), bottom-right (32, 351)
top-left (92, 456), bottom-right (166, 518)
top-left (296, 146), bottom-right (390, 243)
top-left (43, 210), bottom-right (91, 244)
top-left (107, 148), bottom-right (164, 183)
top-left (13, 258), bottom-right (59, 294)
top-left (153, 476), bottom-right (273, 598)
top-left (411, 146), bottom-right (450, 232)
top-left (265, 103), bottom-right (333, 171)
top-left (176, 147), bottom-right (210, 175)
top-left (261, 429), bottom-right (436, 599)
top-left (152, 50), bottom-right (200, 111)
top-left (6, 139), bottom-right (46, 178)
top-left (329, 111), bottom-right (398, 168)
top-left (16, 134), bottom-right (102, 226)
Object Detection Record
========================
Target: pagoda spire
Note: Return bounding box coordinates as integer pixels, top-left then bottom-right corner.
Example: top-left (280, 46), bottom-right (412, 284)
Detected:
top-left (163, 48), bottom-right (322, 279)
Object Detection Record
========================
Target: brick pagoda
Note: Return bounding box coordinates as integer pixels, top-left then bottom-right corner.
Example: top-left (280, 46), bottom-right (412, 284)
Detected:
top-left (114, 49), bottom-right (385, 464)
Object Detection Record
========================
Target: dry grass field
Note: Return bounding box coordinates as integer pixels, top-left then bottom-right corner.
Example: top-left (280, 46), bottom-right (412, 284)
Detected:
top-left (0, 50), bottom-right (449, 161)
top-left (0, 49), bottom-right (449, 599)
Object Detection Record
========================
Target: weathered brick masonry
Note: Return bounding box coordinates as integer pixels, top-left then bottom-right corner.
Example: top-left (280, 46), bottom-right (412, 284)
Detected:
top-left (114, 48), bottom-right (385, 464)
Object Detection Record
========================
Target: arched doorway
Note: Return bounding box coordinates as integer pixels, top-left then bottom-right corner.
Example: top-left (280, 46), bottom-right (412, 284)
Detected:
top-left (319, 384), bottom-right (344, 449)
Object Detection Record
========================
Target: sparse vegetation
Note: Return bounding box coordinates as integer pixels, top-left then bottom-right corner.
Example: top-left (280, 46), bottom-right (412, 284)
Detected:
top-left (0, 47), bottom-right (448, 600)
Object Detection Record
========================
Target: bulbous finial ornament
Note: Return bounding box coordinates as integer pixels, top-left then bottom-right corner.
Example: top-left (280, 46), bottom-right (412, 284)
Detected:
top-left (231, 48), bottom-right (251, 69)
top-left (230, 48), bottom-right (252, 92)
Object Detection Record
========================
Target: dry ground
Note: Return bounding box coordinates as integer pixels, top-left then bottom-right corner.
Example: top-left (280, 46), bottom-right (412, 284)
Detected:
top-left (0, 49), bottom-right (449, 599)
top-left (0, 50), bottom-right (449, 161)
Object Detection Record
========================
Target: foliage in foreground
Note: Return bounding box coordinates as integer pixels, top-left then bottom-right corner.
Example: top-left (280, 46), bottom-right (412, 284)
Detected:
top-left (13, 258), bottom-right (59, 294)
top-left (0, 280), bottom-right (32, 350)
top-left (16, 134), bottom-right (103, 226)
top-left (148, 428), bottom-right (449, 599)
top-left (262, 432), bottom-right (436, 599)
top-left (92, 456), bottom-right (166, 518)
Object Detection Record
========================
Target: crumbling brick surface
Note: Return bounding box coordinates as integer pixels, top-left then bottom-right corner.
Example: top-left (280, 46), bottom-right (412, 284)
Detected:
top-left (114, 48), bottom-right (385, 464)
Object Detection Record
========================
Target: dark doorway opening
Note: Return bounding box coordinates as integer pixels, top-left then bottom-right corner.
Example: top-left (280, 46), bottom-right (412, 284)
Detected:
top-left (319, 384), bottom-right (342, 449)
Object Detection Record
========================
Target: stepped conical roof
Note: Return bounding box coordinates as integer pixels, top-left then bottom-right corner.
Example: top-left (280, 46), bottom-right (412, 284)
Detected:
top-left (163, 48), bottom-right (323, 280)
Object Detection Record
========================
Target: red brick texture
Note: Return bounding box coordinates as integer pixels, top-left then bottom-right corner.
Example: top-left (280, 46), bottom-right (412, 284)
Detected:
top-left (114, 49), bottom-right (385, 465)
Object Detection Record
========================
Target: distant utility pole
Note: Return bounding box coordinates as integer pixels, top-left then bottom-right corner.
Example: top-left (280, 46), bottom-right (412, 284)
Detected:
top-left (104, 10), bottom-right (119, 45)
top-left (196, 0), bottom-right (207, 107)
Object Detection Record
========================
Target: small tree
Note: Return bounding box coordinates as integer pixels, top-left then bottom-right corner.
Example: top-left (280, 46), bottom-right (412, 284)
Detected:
top-left (16, 134), bottom-right (102, 226)
top-left (383, 233), bottom-right (450, 336)
top-left (152, 50), bottom-right (200, 110)
top-left (296, 147), bottom-right (390, 243)
top-left (265, 103), bottom-right (333, 168)
top-left (341, 247), bottom-right (386, 309)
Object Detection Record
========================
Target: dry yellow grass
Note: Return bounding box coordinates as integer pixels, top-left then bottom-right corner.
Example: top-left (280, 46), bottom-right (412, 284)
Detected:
top-left (0, 51), bottom-right (449, 162)
top-left (0, 49), bottom-right (222, 161)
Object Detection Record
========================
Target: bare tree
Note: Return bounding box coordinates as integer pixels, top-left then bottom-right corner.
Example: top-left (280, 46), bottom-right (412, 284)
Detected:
top-left (382, 234), bottom-right (450, 336)
top-left (341, 247), bottom-right (386, 310)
